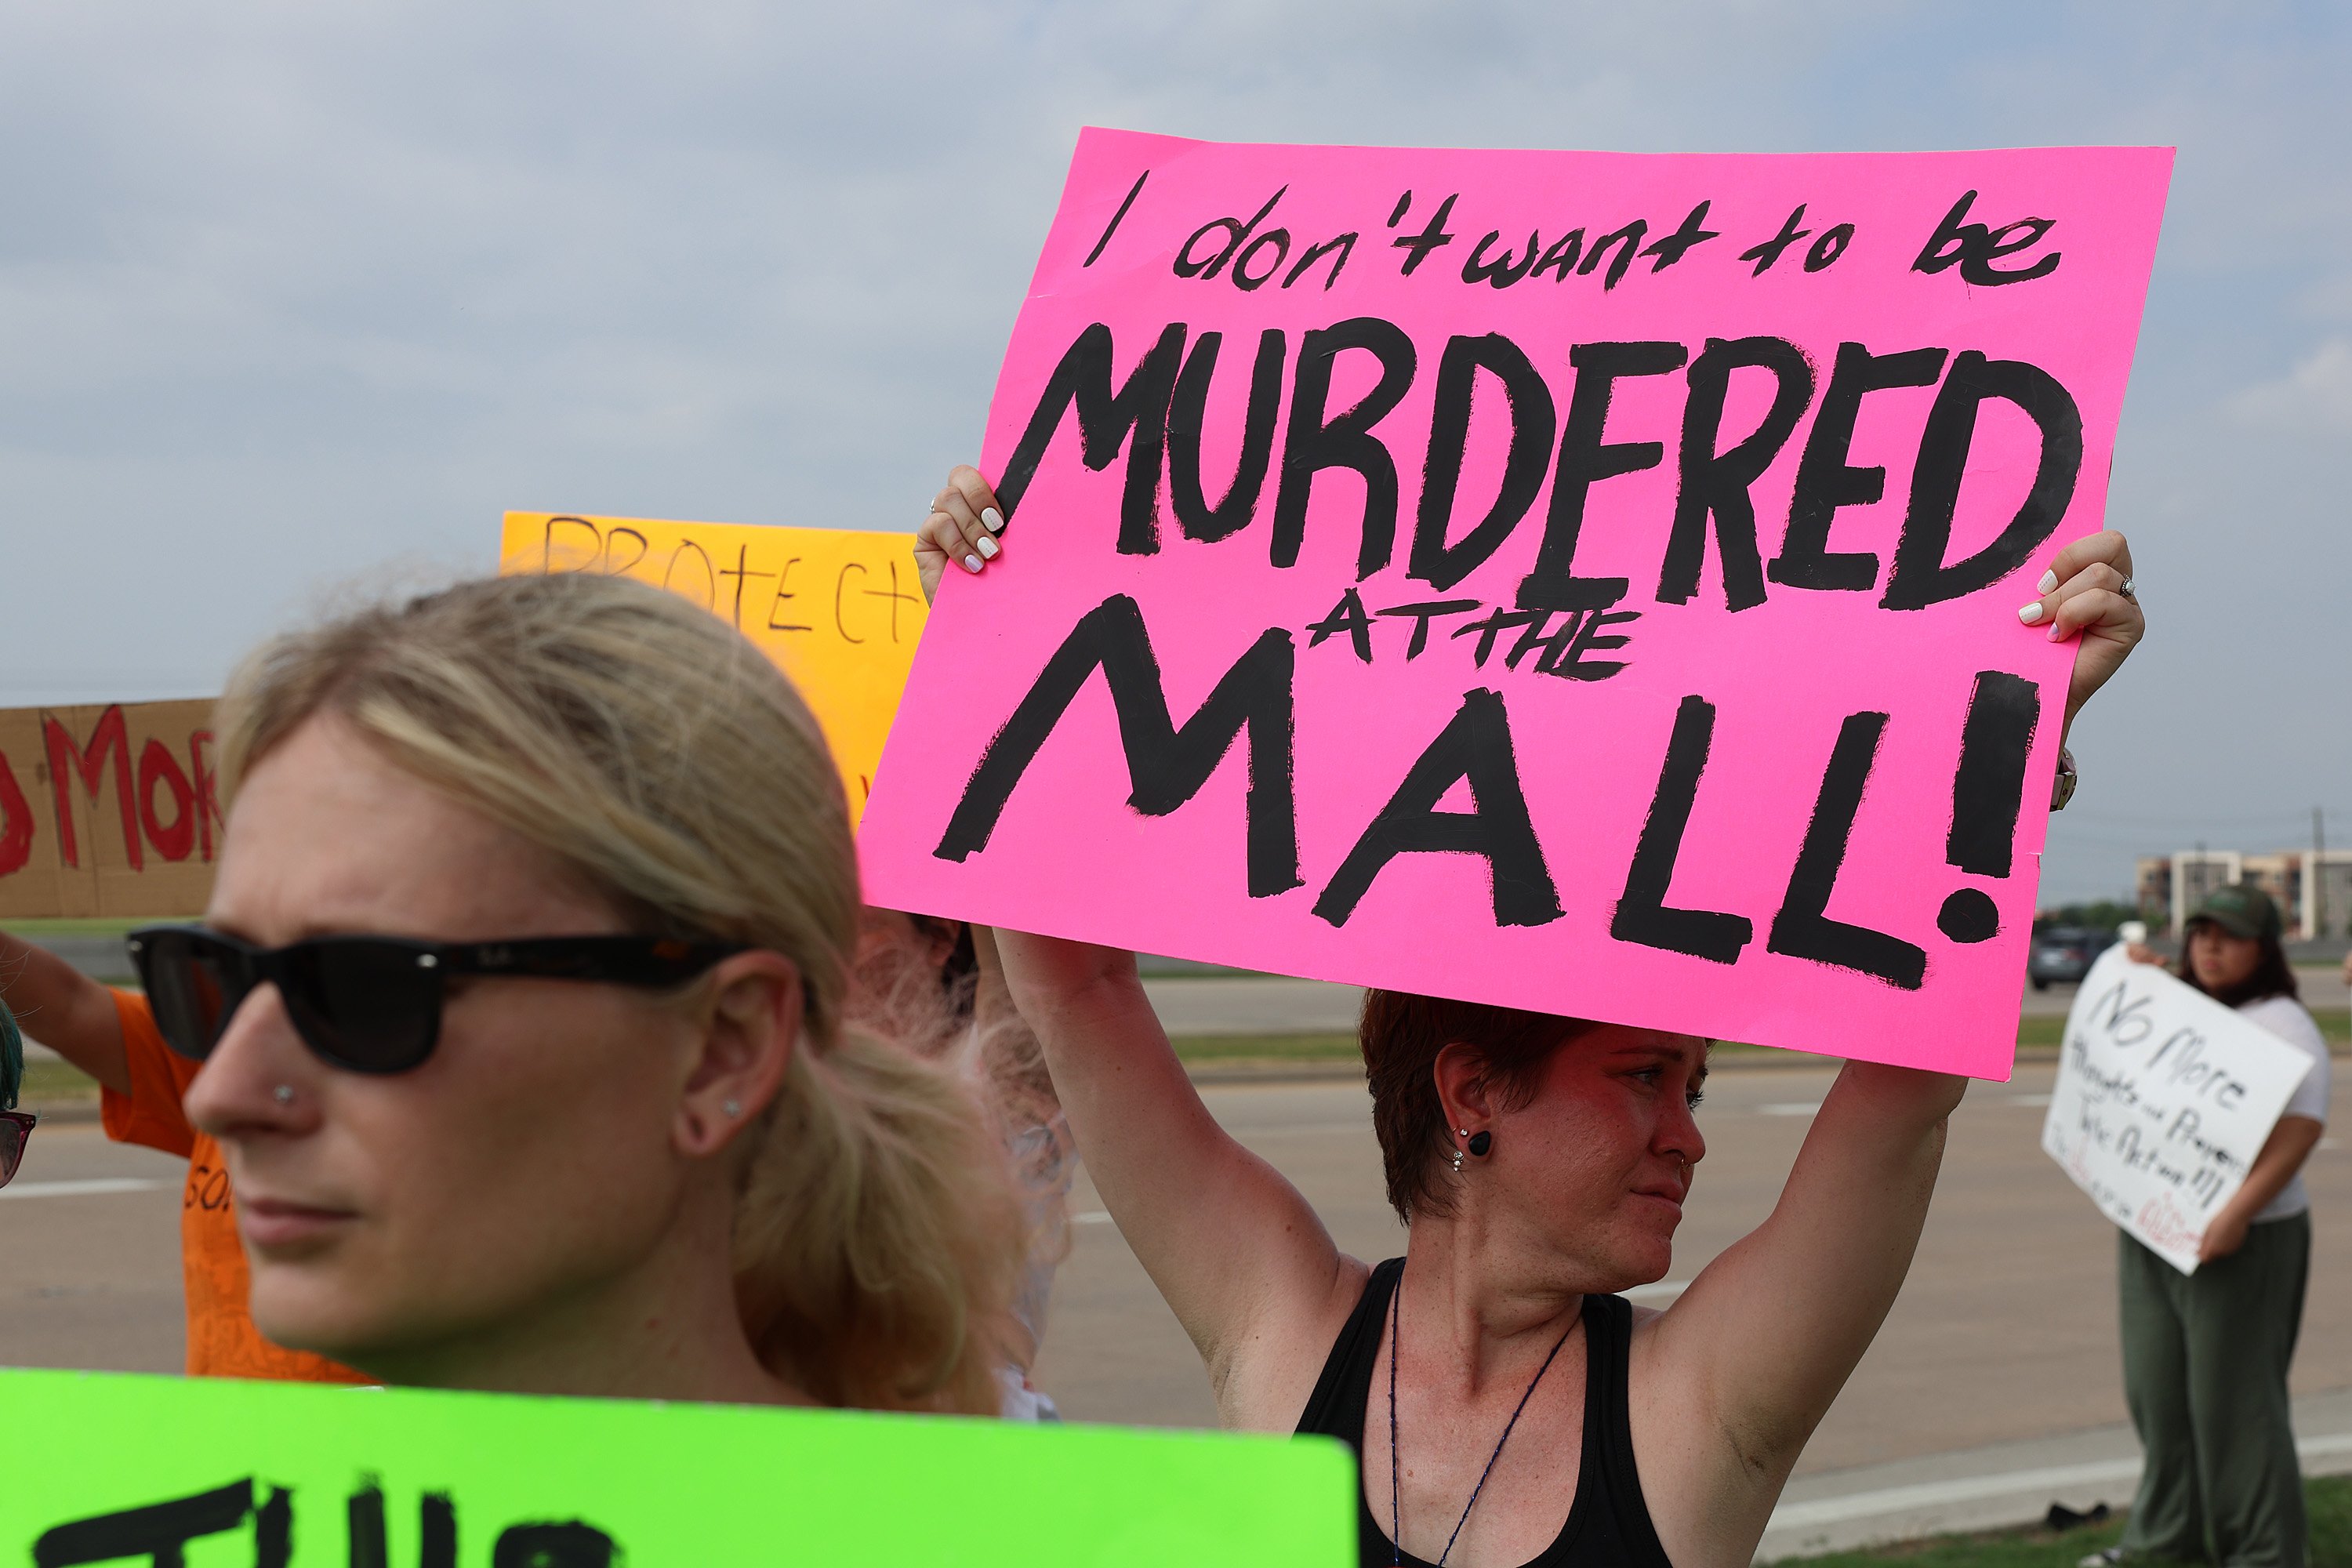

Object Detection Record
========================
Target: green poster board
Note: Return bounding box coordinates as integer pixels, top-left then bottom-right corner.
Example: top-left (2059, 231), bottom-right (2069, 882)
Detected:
top-left (0, 1369), bottom-right (1353, 1565)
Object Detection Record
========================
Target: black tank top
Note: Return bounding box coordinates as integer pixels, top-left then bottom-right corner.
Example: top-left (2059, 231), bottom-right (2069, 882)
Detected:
top-left (1294, 1258), bottom-right (1673, 1568)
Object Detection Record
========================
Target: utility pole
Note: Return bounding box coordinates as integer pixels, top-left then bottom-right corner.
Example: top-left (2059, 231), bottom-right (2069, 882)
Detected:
top-left (2318, 806), bottom-right (2331, 941)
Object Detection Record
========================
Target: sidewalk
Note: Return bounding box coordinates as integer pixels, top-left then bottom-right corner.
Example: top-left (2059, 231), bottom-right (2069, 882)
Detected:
top-left (1760, 1388), bottom-right (2352, 1560)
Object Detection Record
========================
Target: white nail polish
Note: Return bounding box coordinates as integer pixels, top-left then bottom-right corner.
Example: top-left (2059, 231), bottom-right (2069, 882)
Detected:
top-left (2047, 624), bottom-right (2064, 641)
top-left (976, 535), bottom-right (1000, 560)
top-left (2036, 570), bottom-right (2057, 594)
top-left (2017, 601), bottom-right (2045, 625)
top-left (964, 554), bottom-right (983, 574)
top-left (982, 508), bottom-right (1005, 532)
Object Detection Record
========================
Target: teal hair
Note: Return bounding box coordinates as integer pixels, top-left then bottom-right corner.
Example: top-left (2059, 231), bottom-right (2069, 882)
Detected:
top-left (1, 997), bottom-right (20, 1111)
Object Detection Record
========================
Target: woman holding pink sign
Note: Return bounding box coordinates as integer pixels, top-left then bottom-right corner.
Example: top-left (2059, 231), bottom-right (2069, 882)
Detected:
top-left (925, 468), bottom-right (2147, 1567)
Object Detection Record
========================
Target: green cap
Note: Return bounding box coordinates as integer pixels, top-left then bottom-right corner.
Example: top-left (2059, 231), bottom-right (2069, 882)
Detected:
top-left (2190, 882), bottom-right (2282, 943)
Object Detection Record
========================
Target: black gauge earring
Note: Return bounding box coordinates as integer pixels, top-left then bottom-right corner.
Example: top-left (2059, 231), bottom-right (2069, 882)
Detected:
top-left (1467, 1131), bottom-right (1492, 1157)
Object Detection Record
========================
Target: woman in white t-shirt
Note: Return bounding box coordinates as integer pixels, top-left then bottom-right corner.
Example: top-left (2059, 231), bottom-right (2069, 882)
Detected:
top-left (2094, 883), bottom-right (2329, 1568)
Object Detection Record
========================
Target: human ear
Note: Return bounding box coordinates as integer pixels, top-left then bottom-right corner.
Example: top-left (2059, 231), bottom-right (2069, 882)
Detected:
top-left (674, 952), bottom-right (800, 1158)
top-left (1432, 1043), bottom-right (1496, 1138)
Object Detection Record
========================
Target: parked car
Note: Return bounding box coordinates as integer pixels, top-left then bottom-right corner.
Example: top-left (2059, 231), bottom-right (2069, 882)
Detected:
top-left (2027, 925), bottom-right (2119, 989)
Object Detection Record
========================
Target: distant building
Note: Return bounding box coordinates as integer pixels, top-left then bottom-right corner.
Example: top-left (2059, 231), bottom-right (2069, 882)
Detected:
top-left (2135, 850), bottom-right (2352, 938)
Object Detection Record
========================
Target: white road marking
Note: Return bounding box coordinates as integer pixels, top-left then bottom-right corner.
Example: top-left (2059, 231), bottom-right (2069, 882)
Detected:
top-left (0, 1177), bottom-right (169, 1202)
top-left (1769, 1433), bottom-right (2352, 1530)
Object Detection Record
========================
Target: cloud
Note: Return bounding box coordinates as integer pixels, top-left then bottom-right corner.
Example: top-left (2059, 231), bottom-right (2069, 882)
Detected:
top-left (0, 1), bottom-right (2345, 898)
top-left (2225, 336), bottom-right (2352, 431)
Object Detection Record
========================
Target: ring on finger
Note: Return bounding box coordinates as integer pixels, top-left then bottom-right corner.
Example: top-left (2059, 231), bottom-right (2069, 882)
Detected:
top-left (2118, 576), bottom-right (2136, 601)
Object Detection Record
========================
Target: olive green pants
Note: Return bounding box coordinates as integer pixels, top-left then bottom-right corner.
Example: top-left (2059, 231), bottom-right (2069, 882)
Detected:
top-left (2118, 1213), bottom-right (2311, 1567)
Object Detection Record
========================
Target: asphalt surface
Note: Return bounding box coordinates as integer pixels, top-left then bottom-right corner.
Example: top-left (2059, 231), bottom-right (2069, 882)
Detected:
top-left (10, 1006), bottom-right (2352, 1557)
top-left (1142, 967), bottom-right (2352, 1036)
top-left (1026, 1058), bottom-right (2352, 1473)
top-left (12, 1054), bottom-right (2351, 1465)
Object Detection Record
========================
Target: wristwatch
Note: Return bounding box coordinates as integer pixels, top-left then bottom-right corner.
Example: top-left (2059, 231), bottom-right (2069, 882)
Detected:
top-left (2050, 746), bottom-right (2078, 811)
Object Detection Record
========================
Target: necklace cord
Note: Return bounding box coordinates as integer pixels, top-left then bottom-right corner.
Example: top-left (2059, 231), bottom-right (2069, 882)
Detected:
top-left (1388, 1267), bottom-right (1580, 1568)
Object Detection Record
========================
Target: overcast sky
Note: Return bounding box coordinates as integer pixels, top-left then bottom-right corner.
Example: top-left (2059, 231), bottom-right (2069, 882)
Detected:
top-left (1, 1), bottom-right (2343, 902)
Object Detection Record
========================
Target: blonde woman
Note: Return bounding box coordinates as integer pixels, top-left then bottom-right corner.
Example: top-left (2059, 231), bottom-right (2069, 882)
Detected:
top-left (134, 572), bottom-right (1022, 1410)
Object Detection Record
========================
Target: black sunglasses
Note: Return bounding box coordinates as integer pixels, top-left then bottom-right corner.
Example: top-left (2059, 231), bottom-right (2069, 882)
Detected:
top-left (127, 926), bottom-right (747, 1076)
top-left (0, 1109), bottom-right (34, 1189)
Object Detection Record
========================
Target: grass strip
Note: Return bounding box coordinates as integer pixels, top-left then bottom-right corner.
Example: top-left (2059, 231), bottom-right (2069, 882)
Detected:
top-left (1171, 1033), bottom-right (1360, 1063)
top-left (1767, 1474), bottom-right (2350, 1566)
top-left (17, 1058), bottom-right (102, 1105)
top-left (1172, 1008), bottom-right (2350, 1069)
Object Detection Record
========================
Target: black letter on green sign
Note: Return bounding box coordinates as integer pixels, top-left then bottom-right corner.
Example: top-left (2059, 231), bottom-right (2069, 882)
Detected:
top-left (494, 1521), bottom-right (620, 1568)
top-left (34, 1477), bottom-right (266, 1568)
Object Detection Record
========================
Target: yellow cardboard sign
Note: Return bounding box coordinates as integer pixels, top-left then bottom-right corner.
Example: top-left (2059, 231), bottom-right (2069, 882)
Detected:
top-left (0, 697), bottom-right (222, 920)
top-left (500, 514), bottom-right (927, 822)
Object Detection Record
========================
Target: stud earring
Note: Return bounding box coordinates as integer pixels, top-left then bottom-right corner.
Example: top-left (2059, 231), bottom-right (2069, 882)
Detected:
top-left (1450, 1145), bottom-right (1465, 1174)
top-left (1467, 1130), bottom-right (1492, 1158)
top-left (723, 1098), bottom-right (742, 1119)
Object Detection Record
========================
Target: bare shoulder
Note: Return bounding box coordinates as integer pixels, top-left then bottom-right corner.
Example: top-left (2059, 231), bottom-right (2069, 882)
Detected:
top-left (1214, 1250), bottom-right (1377, 1432)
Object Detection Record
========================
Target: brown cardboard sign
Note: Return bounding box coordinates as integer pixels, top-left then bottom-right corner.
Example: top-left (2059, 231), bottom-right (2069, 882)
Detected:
top-left (0, 699), bottom-right (221, 920)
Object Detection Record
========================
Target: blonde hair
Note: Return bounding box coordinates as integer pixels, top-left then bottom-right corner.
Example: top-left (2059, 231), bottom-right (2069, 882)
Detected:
top-left (216, 570), bottom-right (1022, 1414)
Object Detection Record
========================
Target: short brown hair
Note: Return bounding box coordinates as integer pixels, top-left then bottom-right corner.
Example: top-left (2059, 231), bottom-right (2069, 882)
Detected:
top-left (1362, 989), bottom-right (1599, 1221)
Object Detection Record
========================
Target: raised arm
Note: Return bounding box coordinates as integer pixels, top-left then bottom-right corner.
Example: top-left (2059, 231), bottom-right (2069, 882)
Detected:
top-left (1643, 532), bottom-right (2147, 1562)
top-left (0, 929), bottom-right (129, 1095)
top-left (992, 931), bottom-right (1364, 1428)
top-left (1641, 1061), bottom-right (1965, 1562)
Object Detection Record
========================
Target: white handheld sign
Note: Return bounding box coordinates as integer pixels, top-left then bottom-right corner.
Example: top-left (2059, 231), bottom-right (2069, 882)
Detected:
top-left (2042, 947), bottom-right (2314, 1272)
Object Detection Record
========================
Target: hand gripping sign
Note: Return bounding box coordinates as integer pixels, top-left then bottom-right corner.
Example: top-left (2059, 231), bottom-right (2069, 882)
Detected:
top-left (501, 514), bottom-right (927, 825)
top-left (859, 130), bottom-right (2172, 1077)
top-left (0, 1369), bottom-right (1352, 1566)
top-left (2043, 948), bottom-right (2316, 1274)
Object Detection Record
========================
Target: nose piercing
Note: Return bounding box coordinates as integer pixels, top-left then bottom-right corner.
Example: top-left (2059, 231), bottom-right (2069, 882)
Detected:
top-left (273, 1085), bottom-right (294, 1105)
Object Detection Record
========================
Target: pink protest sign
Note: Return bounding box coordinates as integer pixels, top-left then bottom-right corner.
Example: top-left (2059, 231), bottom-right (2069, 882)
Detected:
top-left (861, 129), bottom-right (2172, 1079)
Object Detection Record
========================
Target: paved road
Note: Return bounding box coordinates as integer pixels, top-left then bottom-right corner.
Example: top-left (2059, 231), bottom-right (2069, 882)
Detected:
top-left (1144, 965), bottom-right (2350, 1036)
top-left (0, 1125), bottom-right (186, 1374)
top-left (1028, 1060), bottom-right (2352, 1470)
top-left (13, 1054), bottom-right (2352, 1554)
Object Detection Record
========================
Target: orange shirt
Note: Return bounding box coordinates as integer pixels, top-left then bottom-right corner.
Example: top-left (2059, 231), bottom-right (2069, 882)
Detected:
top-left (100, 989), bottom-right (366, 1384)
